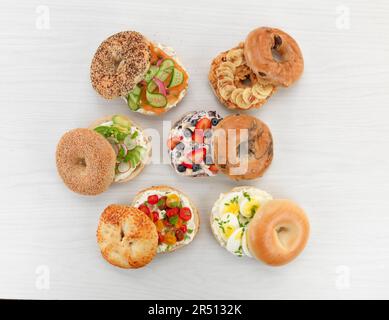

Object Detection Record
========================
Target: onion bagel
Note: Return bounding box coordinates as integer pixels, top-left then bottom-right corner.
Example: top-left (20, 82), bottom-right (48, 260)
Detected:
top-left (244, 27), bottom-right (304, 87)
top-left (97, 204), bottom-right (158, 269)
top-left (91, 31), bottom-right (189, 115)
top-left (89, 114), bottom-right (151, 183)
top-left (213, 114), bottom-right (273, 180)
top-left (55, 128), bottom-right (116, 195)
top-left (131, 186), bottom-right (200, 253)
top-left (210, 187), bottom-right (310, 266)
top-left (209, 42), bottom-right (276, 111)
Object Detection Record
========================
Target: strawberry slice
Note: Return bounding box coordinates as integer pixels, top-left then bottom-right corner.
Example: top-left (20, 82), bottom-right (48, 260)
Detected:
top-left (209, 164), bottom-right (219, 173)
top-left (181, 162), bottom-right (193, 169)
top-left (195, 118), bottom-right (211, 130)
top-left (190, 148), bottom-right (206, 164)
top-left (192, 130), bottom-right (204, 144)
top-left (167, 136), bottom-right (183, 150)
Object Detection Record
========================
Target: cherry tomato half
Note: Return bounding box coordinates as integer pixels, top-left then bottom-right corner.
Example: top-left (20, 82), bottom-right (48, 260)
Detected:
top-left (179, 207), bottom-right (192, 221)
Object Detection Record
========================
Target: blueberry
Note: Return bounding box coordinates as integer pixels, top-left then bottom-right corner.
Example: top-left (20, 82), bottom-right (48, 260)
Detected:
top-left (177, 164), bottom-right (186, 172)
top-left (192, 164), bottom-right (201, 172)
top-left (205, 155), bottom-right (214, 164)
top-left (204, 129), bottom-right (212, 138)
top-left (176, 142), bottom-right (185, 151)
top-left (211, 118), bottom-right (219, 126)
top-left (190, 119), bottom-right (198, 126)
top-left (183, 128), bottom-right (193, 138)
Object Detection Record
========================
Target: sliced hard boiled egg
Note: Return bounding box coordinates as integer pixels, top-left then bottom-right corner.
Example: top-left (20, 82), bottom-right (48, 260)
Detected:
top-left (226, 227), bottom-right (244, 256)
top-left (216, 213), bottom-right (240, 242)
top-left (241, 228), bottom-right (252, 258)
top-left (220, 193), bottom-right (241, 216)
top-left (239, 197), bottom-right (261, 218)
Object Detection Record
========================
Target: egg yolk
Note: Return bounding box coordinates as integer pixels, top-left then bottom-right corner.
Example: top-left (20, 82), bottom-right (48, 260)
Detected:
top-left (223, 202), bottom-right (240, 215)
top-left (223, 225), bottom-right (235, 238)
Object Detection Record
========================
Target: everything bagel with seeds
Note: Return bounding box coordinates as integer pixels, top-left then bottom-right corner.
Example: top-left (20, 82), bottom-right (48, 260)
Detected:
top-left (90, 31), bottom-right (189, 116)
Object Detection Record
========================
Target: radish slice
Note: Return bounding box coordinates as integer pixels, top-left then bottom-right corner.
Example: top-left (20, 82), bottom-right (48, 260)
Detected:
top-left (117, 162), bottom-right (130, 173)
top-left (120, 143), bottom-right (128, 155)
top-left (153, 77), bottom-right (167, 96)
top-left (156, 58), bottom-right (163, 67)
top-left (124, 135), bottom-right (136, 150)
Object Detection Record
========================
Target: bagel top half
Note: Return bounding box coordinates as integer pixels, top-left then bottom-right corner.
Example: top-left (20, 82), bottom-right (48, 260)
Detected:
top-left (131, 185), bottom-right (199, 254)
top-left (55, 128), bottom-right (116, 195)
top-left (91, 31), bottom-right (151, 99)
top-left (89, 114), bottom-right (151, 184)
top-left (97, 204), bottom-right (158, 269)
top-left (213, 114), bottom-right (273, 180)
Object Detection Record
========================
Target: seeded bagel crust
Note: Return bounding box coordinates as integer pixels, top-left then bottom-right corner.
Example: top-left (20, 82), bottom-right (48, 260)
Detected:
top-left (55, 128), bottom-right (116, 195)
top-left (90, 31), bottom-right (151, 99)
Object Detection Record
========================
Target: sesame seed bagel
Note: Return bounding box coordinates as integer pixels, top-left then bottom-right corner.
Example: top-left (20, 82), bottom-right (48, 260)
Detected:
top-left (97, 205), bottom-right (158, 269)
top-left (55, 128), bottom-right (116, 195)
top-left (88, 114), bottom-right (152, 184)
top-left (90, 31), bottom-right (151, 99)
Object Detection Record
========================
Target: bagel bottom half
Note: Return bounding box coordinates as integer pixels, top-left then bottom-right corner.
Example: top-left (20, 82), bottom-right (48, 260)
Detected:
top-left (97, 205), bottom-right (158, 269)
top-left (213, 114), bottom-right (273, 180)
top-left (247, 199), bottom-right (310, 266)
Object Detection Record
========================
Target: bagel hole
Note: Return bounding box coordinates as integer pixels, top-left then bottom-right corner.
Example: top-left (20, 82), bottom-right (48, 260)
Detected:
top-left (271, 49), bottom-right (283, 62)
top-left (76, 158), bottom-right (86, 167)
top-left (276, 225), bottom-right (298, 249)
top-left (242, 77), bottom-right (252, 87)
top-left (120, 228), bottom-right (125, 241)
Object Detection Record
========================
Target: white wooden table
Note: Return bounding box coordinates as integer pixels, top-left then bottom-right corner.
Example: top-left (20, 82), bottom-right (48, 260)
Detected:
top-left (0, 0), bottom-right (388, 300)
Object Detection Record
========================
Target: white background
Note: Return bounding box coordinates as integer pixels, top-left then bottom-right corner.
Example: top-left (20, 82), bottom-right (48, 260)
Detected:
top-left (0, 0), bottom-right (388, 300)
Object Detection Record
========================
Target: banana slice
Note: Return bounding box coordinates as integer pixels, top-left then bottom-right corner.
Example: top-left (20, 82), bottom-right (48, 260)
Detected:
top-left (226, 49), bottom-right (244, 67)
top-left (218, 78), bottom-right (234, 88)
top-left (252, 83), bottom-right (273, 98)
top-left (235, 91), bottom-right (251, 109)
top-left (230, 88), bottom-right (244, 103)
top-left (219, 85), bottom-right (235, 100)
top-left (242, 88), bottom-right (258, 105)
top-left (216, 68), bottom-right (235, 80)
top-left (219, 61), bottom-right (236, 73)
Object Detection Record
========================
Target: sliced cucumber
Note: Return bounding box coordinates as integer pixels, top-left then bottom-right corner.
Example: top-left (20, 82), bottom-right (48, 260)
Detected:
top-left (159, 59), bottom-right (175, 71)
top-left (169, 68), bottom-right (184, 88)
top-left (130, 84), bottom-right (141, 96)
top-left (144, 65), bottom-right (159, 83)
top-left (146, 90), bottom-right (167, 108)
top-left (127, 94), bottom-right (140, 111)
top-left (112, 115), bottom-right (131, 128)
top-left (147, 67), bottom-right (173, 93)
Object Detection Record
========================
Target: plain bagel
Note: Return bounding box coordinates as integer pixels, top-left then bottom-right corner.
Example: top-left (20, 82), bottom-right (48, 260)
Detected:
top-left (55, 128), bottom-right (116, 195)
top-left (213, 114), bottom-right (273, 180)
top-left (247, 199), bottom-right (310, 266)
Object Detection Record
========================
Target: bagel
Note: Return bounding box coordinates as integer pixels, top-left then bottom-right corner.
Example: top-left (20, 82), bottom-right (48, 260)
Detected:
top-left (55, 128), bottom-right (116, 195)
top-left (213, 114), bottom-right (273, 180)
top-left (89, 114), bottom-right (151, 183)
top-left (210, 187), bottom-right (310, 266)
top-left (97, 204), bottom-right (158, 269)
top-left (209, 42), bottom-right (277, 111)
top-left (247, 199), bottom-right (310, 266)
top-left (90, 31), bottom-right (151, 99)
top-left (131, 185), bottom-right (200, 253)
top-left (244, 27), bottom-right (304, 87)
top-left (167, 111), bottom-right (223, 177)
top-left (91, 31), bottom-right (189, 115)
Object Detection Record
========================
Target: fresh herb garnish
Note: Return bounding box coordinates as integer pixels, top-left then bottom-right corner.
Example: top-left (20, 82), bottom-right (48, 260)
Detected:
top-left (243, 192), bottom-right (251, 201)
top-left (169, 215), bottom-right (179, 225)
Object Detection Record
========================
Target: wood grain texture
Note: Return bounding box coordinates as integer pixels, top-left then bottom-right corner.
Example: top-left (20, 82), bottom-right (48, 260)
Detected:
top-left (0, 0), bottom-right (389, 299)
